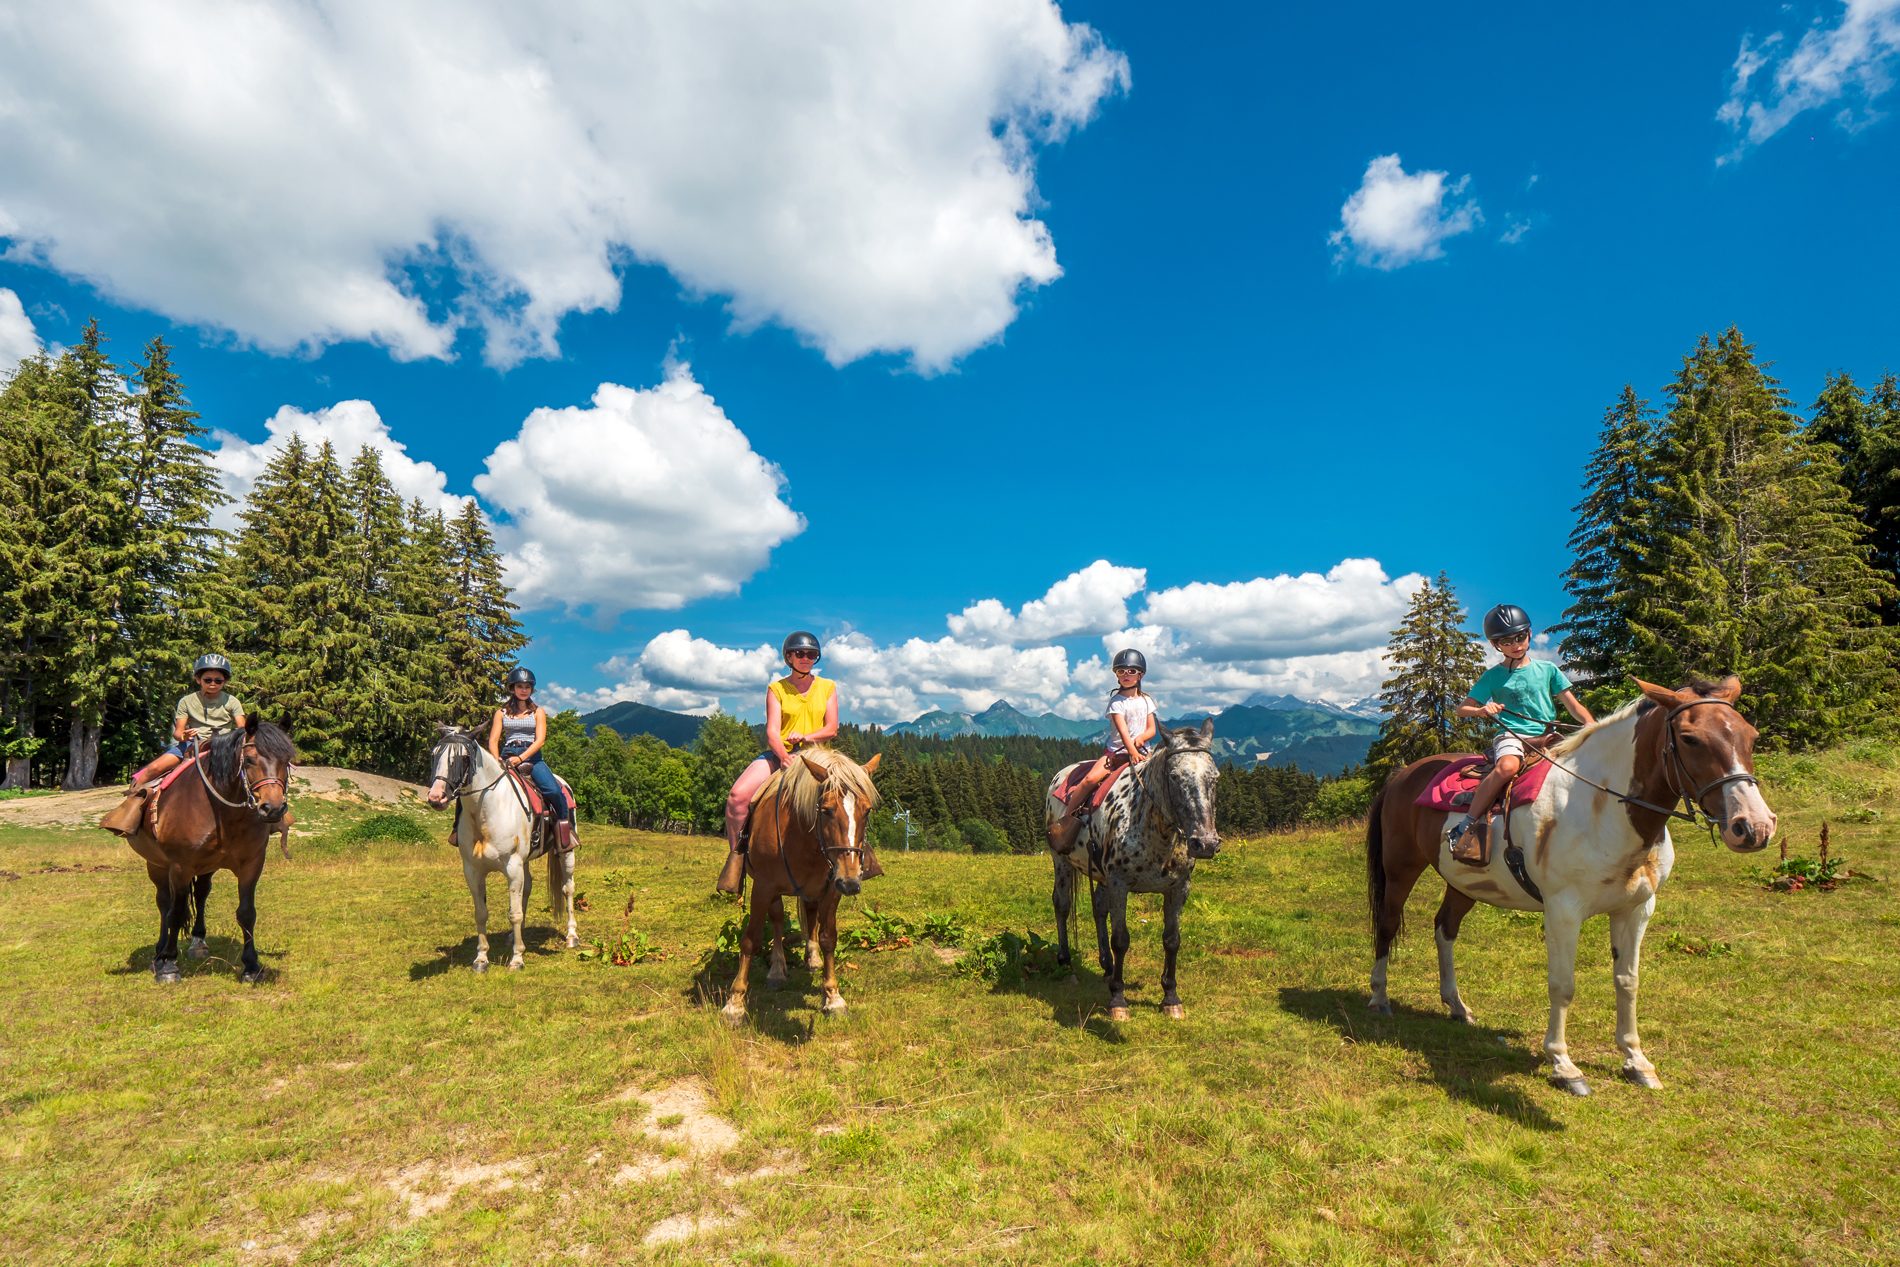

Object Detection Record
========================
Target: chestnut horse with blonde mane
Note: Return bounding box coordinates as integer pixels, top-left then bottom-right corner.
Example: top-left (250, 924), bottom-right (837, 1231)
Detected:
top-left (1367, 677), bottom-right (1777, 1095)
top-left (720, 747), bottom-right (881, 1024)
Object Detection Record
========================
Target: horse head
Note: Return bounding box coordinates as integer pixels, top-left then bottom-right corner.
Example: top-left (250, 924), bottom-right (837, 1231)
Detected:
top-left (425, 724), bottom-right (482, 810)
top-left (1634, 675), bottom-right (1777, 852)
top-left (795, 750), bottom-right (882, 896)
top-left (212, 715), bottom-right (295, 823)
top-left (1151, 717), bottom-right (1221, 859)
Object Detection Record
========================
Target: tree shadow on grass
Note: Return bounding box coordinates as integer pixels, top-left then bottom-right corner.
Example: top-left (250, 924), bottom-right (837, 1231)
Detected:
top-left (409, 926), bottom-right (569, 980)
top-left (1277, 986), bottom-right (1563, 1132)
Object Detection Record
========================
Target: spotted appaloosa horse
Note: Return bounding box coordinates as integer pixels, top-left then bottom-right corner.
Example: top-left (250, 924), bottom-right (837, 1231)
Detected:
top-left (1046, 718), bottom-right (1221, 1022)
top-left (115, 718), bottom-right (295, 983)
top-left (1367, 677), bottom-right (1778, 1095)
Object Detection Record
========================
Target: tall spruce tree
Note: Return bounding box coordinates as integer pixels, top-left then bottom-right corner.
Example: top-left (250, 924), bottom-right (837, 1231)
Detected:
top-left (335, 447), bottom-right (417, 771)
top-left (1631, 329), bottom-right (1896, 745)
top-left (440, 500), bottom-right (527, 726)
top-left (1810, 371), bottom-right (1900, 625)
top-left (1365, 572), bottom-right (1486, 785)
top-left (1556, 386), bottom-right (1653, 708)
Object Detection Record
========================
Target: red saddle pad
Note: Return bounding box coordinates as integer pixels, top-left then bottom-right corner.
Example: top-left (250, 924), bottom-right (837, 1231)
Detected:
top-left (1414, 754), bottom-right (1555, 813)
top-left (1054, 759), bottom-right (1132, 812)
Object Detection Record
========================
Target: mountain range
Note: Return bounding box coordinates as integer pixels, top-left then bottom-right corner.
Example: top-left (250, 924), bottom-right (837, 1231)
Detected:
top-left (581, 693), bottom-right (1385, 776)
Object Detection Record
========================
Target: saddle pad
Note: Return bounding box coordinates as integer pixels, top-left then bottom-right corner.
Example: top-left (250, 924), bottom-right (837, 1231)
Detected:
top-left (1053, 760), bottom-right (1131, 812)
top-left (506, 769), bottom-right (572, 818)
top-left (154, 755), bottom-right (199, 795)
top-left (1415, 754), bottom-right (1554, 813)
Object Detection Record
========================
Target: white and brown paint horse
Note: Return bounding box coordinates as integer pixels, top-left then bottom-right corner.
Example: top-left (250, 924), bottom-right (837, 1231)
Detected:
top-left (425, 725), bottom-right (578, 971)
top-left (1046, 718), bottom-right (1221, 1022)
top-left (1366, 677), bottom-right (1778, 1095)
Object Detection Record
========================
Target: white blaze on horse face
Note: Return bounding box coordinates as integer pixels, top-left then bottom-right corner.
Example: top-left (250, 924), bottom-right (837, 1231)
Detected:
top-left (842, 792), bottom-right (858, 873)
top-left (1718, 776), bottom-right (1776, 852)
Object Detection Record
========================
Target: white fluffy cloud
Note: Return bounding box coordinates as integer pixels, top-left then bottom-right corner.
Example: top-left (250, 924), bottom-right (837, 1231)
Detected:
top-left (948, 560), bottom-right (1145, 644)
top-left (206, 399), bottom-right (467, 532)
top-left (204, 362), bottom-right (802, 616)
top-left (1719, 0), bottom-right (1900, 157)
top-left (0, 2), bottom-right (1127, 370)
top-left (557, 558), bottom-right (1425, 725)
top-left (475, 364), bottom-right (804, 616)
top-left (0, 288), bottom-right (40, 377)
top-left (1329, 154), bottom-right (1482, 270)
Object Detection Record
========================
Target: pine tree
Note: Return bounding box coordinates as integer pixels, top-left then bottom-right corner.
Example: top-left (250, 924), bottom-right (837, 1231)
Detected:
top-left (335, 447), bottom-right (418, 771)
top-left (1556, 386), bottom-right (1653, 708)
top-left (440, 500), bottom-right (527, 727)
top-left (1365, 573), bottom-right (1486, 785)
top-left (1811, 371), bottom-right (1900, 624)
top-left (1633, 329), bottom-right (1896, 745)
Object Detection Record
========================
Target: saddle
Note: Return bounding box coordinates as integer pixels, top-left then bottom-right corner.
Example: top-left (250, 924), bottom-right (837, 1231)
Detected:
top-left (1414, 753), bottom-right (1554, 814)
top-left (1053, 760), bottom-right (1131, 813)
top-left (504, 768), bottom-right (573, 859)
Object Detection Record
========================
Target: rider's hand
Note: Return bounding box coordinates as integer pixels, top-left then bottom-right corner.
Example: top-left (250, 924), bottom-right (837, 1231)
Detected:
top-left (1483, 701), bottom-right (1504, 718)
top-left (782, 731), bottom-right (803, 746)
top-left (506, 755), bottom-right (521, 768)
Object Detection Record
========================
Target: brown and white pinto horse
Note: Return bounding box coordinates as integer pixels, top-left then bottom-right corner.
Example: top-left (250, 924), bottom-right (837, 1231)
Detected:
top-left (720, 748), bottom-right (881, 1025)
top-left (1366, 677), bottom-right (1777, 1095)
top-left (115, 718), bottom-right (295, 983)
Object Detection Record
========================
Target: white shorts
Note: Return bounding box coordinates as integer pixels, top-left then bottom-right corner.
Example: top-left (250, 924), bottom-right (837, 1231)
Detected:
top-left (1487, 731), bottom-right (1527, 762)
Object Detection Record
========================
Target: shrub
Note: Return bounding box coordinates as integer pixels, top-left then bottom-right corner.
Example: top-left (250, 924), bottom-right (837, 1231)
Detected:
top-left (337, 812), bottom-right (433, 845)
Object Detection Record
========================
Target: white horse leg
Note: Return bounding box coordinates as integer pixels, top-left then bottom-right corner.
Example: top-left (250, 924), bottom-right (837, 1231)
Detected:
top-left (557, 842), bottom-right (578, 948)
top-left (766, 898), bottom-right (789, 988)
top-left (819, 896), bottom-right (846, 1016)
top-left (465, 855), bottom-right (491, 973)
top-left (506, 854), bottom-right (527, 970)
top-left (1610, 898), bottom-right (1661, 1088)
top-left (1435, 887), bottom-right (1479, 1023)
top-left (1542, 900), bottom-right (1590, 1095)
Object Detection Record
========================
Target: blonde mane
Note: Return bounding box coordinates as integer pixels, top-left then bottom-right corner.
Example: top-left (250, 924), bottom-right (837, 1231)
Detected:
top-left (1546, 693), bottom-right (1645, 760)
top-left (764, 746), bottom-right (880, 832)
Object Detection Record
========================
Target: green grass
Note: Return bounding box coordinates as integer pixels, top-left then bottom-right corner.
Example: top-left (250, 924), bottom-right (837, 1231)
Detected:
top-left (1, 756), bottom-right (1895, 1265)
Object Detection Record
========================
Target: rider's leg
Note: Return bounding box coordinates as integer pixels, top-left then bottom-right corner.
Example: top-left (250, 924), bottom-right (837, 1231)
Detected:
top-left (103, 746), bottom-right (185, 835)
top-left (525, 757), bottom-right (575, 851)
top-left (1451, 736), bottom-right (1522, 864)
top-left (718, 757), bottom-right (775, 894)
top-left (1049, 752), bottom-right (1116, 855)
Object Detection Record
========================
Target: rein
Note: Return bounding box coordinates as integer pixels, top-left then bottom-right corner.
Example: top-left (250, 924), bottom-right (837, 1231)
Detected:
top-left (768, 758), bottom-right (866, 904)
top-left (192, 739), bottom-right (288, 813)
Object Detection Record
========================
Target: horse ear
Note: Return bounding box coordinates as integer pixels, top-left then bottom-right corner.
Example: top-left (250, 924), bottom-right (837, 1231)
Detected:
top-left (1155, 718), bottom-right (1174, 744)
top-left (1631, 677), bottom-right (1679, 709)
top-left (245, 713), bottom-right (259, 737)
top-left (796, 751), bottom-right (827, 779)
top-left (1199, 716), bottom-right (1215, 740)
top-left (1711, 675), bottom-right (1742, 702)
top-left (861, 752), bottom-right (882, 777)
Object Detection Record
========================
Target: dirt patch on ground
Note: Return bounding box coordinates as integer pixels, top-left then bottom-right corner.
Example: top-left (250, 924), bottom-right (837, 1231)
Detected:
top-left (384, 1157), bottom-right (538, 1221)
top-left (0, 766), bottom-right (426, 828)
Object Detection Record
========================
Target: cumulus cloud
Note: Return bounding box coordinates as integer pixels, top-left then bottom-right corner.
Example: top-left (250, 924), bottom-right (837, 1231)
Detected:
top-left (948, 560), bottom-right (1146, 644)
top-left (1719, 0), bottom-right (1900, 157)
top-left (1329, 154), bottom-right (1482, 270)
top-left (0, 288), bottom-right (40, 377)
top-left (206, 399), bottom-right (466, 532)
top-left (557, 557), bottom-right (1425, 725)
top-left (475, 363), bottom-right (804, 617)
top-left (0, 2), bottom-right (1128, 370)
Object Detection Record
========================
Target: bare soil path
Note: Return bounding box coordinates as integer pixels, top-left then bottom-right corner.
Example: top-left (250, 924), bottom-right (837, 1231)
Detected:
top-left (0, 766), bottom-right (426, 828)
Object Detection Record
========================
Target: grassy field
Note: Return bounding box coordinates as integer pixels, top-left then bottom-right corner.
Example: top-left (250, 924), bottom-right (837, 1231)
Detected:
top-left (1, 744), bottom-right (1895, 1265)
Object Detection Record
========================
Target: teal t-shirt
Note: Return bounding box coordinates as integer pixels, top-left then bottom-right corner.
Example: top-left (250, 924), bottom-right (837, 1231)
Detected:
top-left (1469, 660), bottom-right (1572, 736)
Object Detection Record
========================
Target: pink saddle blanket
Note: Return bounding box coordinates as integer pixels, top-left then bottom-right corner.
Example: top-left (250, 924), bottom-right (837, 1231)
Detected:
top-left (1053, 760), bottom-right (1131, 813)
top-left (1414, 755), bottom-right (1555, 813)
top-left (154, 754), bottom-right (199, 795)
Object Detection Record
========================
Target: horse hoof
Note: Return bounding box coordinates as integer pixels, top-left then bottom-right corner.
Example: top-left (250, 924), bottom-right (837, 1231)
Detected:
top-left (1623, 1066), bottom-right (1663, 1090)
top-left (508, 961), bottom-right (523, 972)
top-left (154, 961), bottom-right (181, 984)
top-left (472, 960), bottom-right (488, 974)
top-left (1450, 1008), bottom-right (1477, 1025)
top-left (1550, 1075), bottom-right (1592, 1097)
top-left (767, 971), bottom-right (787, 989)
top-left (1162, 1004), bottom-right (1185, 1020)
top-left (566, 934), bottom-right (579, 950)
top-left (721, 1002), bottom-right (746, 1026)
top-left (187, 938), bottom-right (209, 961)
top-left (240, 968), bottom-right (264, 985)
top-left (1107, 1006), bottom-right (1131, 1023)
top-left (1368, 999), bottom-right (1393, 1016)
top-left (822, 996), bottom-right (847, 1016)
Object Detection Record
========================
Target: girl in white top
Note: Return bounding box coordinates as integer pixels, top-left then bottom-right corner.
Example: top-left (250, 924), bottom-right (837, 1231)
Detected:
top-left (1049, 649), bottom-right (1157, 853)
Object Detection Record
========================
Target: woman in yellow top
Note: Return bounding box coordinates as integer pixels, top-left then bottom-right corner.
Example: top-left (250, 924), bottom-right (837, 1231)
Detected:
top-left (716, 630), bottom-right (855, 894)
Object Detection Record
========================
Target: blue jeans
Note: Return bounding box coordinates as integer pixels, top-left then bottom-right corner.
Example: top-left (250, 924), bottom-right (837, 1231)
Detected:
top-left (510, 752), bottom-right (569, 821)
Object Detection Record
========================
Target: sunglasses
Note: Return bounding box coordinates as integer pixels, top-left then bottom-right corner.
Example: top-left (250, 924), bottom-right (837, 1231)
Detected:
top-left (1494, 634), bottom-right (1530, 647)
top-left (199, 676), bottom-right (227, 685)
top-left (1114, 667), bottom-right (1143, 675)
top-left (789, 650), bottom-right (820, 660)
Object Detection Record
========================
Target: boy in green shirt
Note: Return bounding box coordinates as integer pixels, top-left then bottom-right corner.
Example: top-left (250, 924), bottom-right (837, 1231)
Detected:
top-left (1446, 605), bottom-right (1594, 865)
top-left (101, 653), bottom-right (248, 836)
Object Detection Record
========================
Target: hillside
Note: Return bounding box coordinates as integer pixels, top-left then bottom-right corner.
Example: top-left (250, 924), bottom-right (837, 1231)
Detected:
top-left (577, 700), bottom-right (709, 747)
top-left (888, 699), bottom-right (1102, 741)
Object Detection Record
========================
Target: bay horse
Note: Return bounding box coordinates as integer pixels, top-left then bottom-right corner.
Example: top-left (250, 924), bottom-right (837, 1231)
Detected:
top-left (1046, 718), bottom-right (1221, 1022)
top-left (424, 725), bottom-right (578, 972)
top-left (116, 717), bottom-right (295, 983)
top-left (1367, 677), bottom-right (1778, 1095)
top-left (720, 748), bottom-right (881, 1025)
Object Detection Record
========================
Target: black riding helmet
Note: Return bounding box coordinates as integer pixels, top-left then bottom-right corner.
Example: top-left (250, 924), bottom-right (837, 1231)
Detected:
top-left (1111, 648), bottom-right (1147, 674)
top-left (1482, 604), bottom-right (1533, 642)
top-left (505, 667), bottom-right (536, 689)
top-left (782, 630), bottom-right (821, 663)
top-left (192, 652), bottom-right (232, 680)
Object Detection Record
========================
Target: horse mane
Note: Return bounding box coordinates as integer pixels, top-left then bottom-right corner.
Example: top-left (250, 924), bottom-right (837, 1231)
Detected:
top-left (207, 721), bottom-right (296, 785)
top-left (776, 747), bottom-right (880, 832)
top-left (1546, 678), bottom-right (1731, 759)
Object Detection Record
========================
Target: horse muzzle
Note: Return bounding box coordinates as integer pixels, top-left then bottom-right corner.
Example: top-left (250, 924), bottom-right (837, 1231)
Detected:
top-left (426, 779), bottom-right (450, 810)
top-left (834, 876), bottom-right (862, 897)
top-left (261, 803), bottom-right (288, 824)
top-left (1187, 834), bottom-right (1221, 860)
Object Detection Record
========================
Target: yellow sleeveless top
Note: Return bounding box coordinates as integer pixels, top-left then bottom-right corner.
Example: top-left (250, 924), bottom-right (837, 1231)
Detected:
top-left (769, 676), bottom-right (835, 746)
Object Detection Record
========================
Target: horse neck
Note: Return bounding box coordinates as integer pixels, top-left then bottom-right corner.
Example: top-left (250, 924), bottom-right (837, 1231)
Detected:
top-left (466, 746), bottom-right (524, 823)
top-left (1129, 755), bottom-right (1178, 840)
top-left (1554, 705), bottom-right (1673, 842)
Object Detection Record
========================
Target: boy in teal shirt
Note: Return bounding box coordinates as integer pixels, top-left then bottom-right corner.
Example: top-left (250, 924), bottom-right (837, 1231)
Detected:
top-left (1447, 605), bottom-right (1594, 865)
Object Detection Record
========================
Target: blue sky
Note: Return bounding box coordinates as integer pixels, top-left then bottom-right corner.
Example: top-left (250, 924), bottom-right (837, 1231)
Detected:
top-left (2, 2), bottom-right (1896, 724)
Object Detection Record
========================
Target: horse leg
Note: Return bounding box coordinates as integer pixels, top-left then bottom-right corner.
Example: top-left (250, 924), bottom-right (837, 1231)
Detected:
top-left (766, 895), bottom-right (789, 988)
top-left (150, 865), bottom-right (182, 984)
top-left (1105, 882), bottom-right (1132, 1022)
top-left (560, 838), bottom-right (578, 948)
top-left (233, 852), bottom-right (266, 983)
top-left (1090, 879), bottom-right (1113, 977)
top-left (187, 872), bottom-right (213, 960)
top-left (505, 853), bottom-right (528, 970)
top-left (1433, 886), bottom-right (1479, 1023)
top-left (802, 897), bottom-right (820, 970)
top-left (1542, 899), bottom-right (1591, 1095)
top-left (1052, 858), bottom-right (1076, 980)
top-left (818, 895), bottom-right (846, 1016)
top-left (464, 855), bottom-right (491, 973)
top-left (1610, 898), bottom-right (1662, 1088)
top-left (1159, 879), bottom-right (1188, 1020)
top-left (1369, 827), bottom-right (1432, 1016)
top-left (722, 890), bottom-right (769, 1024)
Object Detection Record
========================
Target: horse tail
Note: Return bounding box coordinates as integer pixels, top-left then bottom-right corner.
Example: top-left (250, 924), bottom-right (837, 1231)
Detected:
top-left (1366, 786), bottom-right (1395, 945)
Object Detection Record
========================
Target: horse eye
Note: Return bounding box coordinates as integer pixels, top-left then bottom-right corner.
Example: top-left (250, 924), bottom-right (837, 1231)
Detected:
top-left (1681, 735), bottom-right (1701, 747)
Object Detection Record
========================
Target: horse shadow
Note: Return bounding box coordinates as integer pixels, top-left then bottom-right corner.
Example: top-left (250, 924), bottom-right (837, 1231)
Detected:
top-left (408, 926), bottom-right (570, 980)
top-left (984, 961), bottom-right (1132, 1044)
top-left (1276, 987), bottom-right (1562, 1131)
top-left (110, 935), bottom-right (283, 983)
top-left (683, 954), bottom-right (862, 1046)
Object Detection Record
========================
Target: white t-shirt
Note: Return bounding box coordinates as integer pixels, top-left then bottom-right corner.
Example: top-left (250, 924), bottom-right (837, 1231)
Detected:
top-left (1105, 693), bottom-right (1158, 754)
